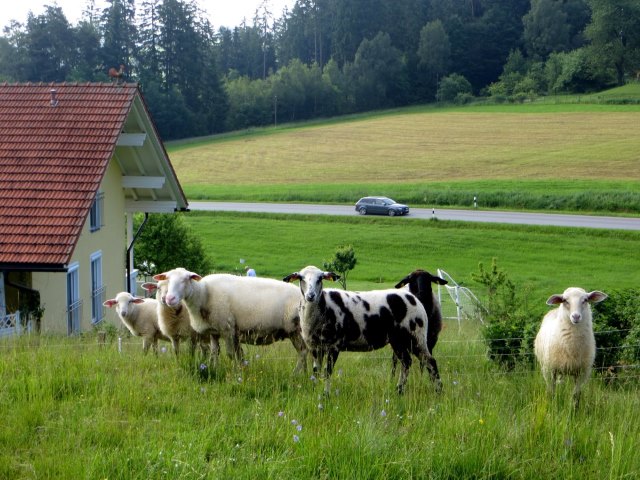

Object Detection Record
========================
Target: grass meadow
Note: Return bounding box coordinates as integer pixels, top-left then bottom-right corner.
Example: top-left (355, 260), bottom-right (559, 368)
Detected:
top-left (3, 95), bottom-right (640, 478)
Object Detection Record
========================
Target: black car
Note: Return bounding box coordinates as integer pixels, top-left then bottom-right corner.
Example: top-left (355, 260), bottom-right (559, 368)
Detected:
top-left (355, 197), bottom-right (410, 216)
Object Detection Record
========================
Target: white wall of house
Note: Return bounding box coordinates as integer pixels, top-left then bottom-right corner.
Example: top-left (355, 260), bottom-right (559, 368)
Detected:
top-left (32, 160), bottom-right (127, 334)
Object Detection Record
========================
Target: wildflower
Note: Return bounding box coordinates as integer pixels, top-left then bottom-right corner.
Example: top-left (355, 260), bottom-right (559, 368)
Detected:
top-left (199, 363), bottom-right (207, 371)
top-left (291, 419), bottom-right (298, 425)
top-left (380, 410), bottom-right (387, 417)
top-left (242, 359), bottom-right (250, 367)
top-left (479, 419), bottom-right (485, 425)
top-left (161, 346), bottom-right (167, 354)
top-left (200, 387), bottom-right (206, 394)
top-left (296, 425), bottom-right (303, 432)
top-left (293, 435), bottom-right (300, 443)
top-left (310, 375), bottom-right (317, 382)
top-left (317, 403), bottom-right (324, 411)
top-left (278, 411), bottom-right (284, 417)
top-left (452, 380), bottom-right (459, 386)
top-left (237, 377), bottom-right (243, 383)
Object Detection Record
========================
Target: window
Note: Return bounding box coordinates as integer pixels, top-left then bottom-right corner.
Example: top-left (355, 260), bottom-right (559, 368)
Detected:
top-left (90, 252), bottom-right (105, 324)
top-left (90, 192), bottom-right (104, 232)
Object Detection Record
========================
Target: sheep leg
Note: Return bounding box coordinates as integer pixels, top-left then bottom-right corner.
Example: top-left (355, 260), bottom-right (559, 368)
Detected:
top-left (419, 351), bottom-right (443, 393)
top-left (393, 348), bottom-right (412, 395)
top-left (171, 337), bottom-right (180, 357)
top-left (289, 333), bottom-right (308, 374)
top-left (572, 371), bottom-right (589, 408)
top-left (209, 334), bottom-right (221, 368)
top-left (324, 348), bottom-right (340, 395)
top-left (390, 353), bottom-right (399, 378)
top-left (142, 338), bottom-right (151, 355)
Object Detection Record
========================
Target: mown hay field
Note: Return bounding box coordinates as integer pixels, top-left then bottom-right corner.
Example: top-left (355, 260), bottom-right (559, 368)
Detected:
top-left (168, 105), bottom-right (640, 187)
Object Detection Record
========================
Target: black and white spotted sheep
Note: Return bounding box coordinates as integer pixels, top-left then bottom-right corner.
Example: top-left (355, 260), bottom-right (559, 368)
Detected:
top-left (283, 265), bottom-right (442, 394)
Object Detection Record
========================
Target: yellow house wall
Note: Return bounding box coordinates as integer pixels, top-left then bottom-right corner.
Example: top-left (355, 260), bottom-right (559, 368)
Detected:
top-left (33, 160), bottom-right (126, 334)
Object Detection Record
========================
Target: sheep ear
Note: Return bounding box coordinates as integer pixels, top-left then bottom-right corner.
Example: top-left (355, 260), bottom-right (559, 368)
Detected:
top-left (283, 273), bottom-right (300, 283)
top-left (190, 273), bottom-right (202, 282)
top-left (324, 272), bottom-right (340, 282)
top-left (432, 275), bottom-right (448, 285)
top-left (103, 299), bottom-right (117, 308)
top-left (546, 294), bottom-right (563, 306)
top-left (587, 291), bottom-right (607, 304)
top-left (394, 273), bottom-right (411, 289)
top-left (132, 297), bottom-right (146, 304)
top-left (141, 283), bottom-right (158, 293)
top-left (153, 273), bottom-right (167, 281)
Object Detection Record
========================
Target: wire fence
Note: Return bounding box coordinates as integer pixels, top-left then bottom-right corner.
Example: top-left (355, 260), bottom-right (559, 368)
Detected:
top-left (2, 328), bottom-right (639, 375)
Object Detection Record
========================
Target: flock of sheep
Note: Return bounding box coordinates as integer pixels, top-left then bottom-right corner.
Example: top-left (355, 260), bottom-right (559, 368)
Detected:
top-left (104, 266), bottom-right (607, 406)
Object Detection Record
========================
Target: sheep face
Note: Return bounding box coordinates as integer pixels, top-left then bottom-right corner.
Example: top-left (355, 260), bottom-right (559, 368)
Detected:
top-left (103, 292), bottom-right (145, 318)
top-left (546, 287), bottom-right (607, 325)
top-left (283, 266), bottom-right (340, 302)
top-left (153, 268), bottom-right (202, 307)
top-left (395, 269), bottom-right (447, 292)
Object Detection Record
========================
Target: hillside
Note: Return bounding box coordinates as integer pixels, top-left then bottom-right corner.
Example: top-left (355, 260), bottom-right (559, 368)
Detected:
top-left (167, 99), bottom-right (640, 213)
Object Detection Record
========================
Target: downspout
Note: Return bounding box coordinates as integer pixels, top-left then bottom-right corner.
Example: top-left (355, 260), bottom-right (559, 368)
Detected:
top-left (126, 212), bottom-right (149, 293)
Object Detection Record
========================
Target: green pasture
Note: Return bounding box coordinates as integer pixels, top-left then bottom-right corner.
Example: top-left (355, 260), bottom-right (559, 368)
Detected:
top-left (182, 211), bottom-right (639, 302)
top-left (2, 320), bottom-right (639, 479)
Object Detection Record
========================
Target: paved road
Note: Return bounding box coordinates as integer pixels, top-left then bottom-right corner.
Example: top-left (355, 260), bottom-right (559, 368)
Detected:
top-left (189, 201), bottom-right (640, 231)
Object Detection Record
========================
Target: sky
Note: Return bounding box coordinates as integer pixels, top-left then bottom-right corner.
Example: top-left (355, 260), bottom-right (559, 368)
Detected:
top-left (1, 0), bottom-right (295, 30)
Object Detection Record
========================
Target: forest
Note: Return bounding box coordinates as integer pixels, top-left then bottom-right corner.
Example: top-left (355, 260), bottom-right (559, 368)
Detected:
top-left (1, 0), bottom-right (639, 139)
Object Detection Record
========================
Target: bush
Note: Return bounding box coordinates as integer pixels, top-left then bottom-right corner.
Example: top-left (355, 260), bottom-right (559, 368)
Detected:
top-left (437, 74), bottom-right (472, 103)
top-left (592, 288), bottom-right (640, 370)
top-left (472, 259), bottom-right (540, 369)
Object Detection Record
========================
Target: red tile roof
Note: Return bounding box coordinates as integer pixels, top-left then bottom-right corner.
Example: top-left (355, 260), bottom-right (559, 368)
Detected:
top-left (0, 82), bottom-right (138, 270)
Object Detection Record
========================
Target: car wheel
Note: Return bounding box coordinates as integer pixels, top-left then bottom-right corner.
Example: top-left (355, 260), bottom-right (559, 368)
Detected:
top-left (358, 207), bottom-right (367, 215)
top-left (388, 210), bottom-right (396, 217)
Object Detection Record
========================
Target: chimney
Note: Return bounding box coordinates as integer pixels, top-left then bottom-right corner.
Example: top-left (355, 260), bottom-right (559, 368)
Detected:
top-left (50, 89), bottom-right (58, 107)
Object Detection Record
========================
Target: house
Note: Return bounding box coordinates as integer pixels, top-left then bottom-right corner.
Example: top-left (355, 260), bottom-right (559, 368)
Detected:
top-left (0, 82), bottom-right (188, 335)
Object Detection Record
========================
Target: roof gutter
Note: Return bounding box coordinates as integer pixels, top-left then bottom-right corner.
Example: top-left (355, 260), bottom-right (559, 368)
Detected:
top-left (126, 212), bottom-right (149, 293)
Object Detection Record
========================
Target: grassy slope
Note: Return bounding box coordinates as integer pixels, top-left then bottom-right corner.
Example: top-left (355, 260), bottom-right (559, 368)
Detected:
top-left (166, 97), bottom-right (640, 212)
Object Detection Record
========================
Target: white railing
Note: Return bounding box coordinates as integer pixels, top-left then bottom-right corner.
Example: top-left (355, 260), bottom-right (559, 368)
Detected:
top-left (0, 311), bottom-right (29, 337)
top-left (437, 269), bottom-right (487, 329)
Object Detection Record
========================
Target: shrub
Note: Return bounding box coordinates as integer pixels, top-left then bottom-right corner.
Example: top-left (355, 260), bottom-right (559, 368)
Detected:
top-left (592, 289), bottom-right (640, 370)
top-left (437, 74), bottom-right (472, 103)
top-left (472, 259), bottom-right (539, 369)
top-left (322, 245), bottom-right (357, 290)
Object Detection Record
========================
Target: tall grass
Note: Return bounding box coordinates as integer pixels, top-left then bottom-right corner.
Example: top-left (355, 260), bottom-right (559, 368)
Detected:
top-left (2, 321), bottom-right (638, 479)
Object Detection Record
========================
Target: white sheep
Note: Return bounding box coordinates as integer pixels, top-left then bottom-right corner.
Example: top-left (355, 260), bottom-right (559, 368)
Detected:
top-left (141, 281), bottom-right (220, 363)
top-left (103, 292), bottom-right (167, 354)
top-left (534, 287), bottom-right (607, 407)
top-left (153, 268), bottom-right (308, 373)
top-left (283, 265), bottom-right (442, 395)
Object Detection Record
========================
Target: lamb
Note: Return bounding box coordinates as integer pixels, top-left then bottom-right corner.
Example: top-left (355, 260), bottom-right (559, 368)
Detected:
top-left (534, 287), bottom-right (607, 407)
top-left (103, 292), bottom-right (167, 354)
top-left (152, 268), bottom-right (308, 373)
top-left (141, 281), bottom-right (220, 362)
top-left (283, 265), bottom-right (442, 395)
top-left (395, 269), bottom-right (448, 354)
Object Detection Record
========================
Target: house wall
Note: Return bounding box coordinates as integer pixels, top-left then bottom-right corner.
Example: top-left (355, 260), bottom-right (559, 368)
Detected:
top-left (33, 160), bottom-right (127, 334)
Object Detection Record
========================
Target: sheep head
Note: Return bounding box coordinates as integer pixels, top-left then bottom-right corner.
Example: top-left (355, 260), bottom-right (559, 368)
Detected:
top-left (283, 265), bottom-right (339, 303)
top-left (546, 287), bottom-right (607, 325)
top-left (153, 268), bottom-right (202, 307)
